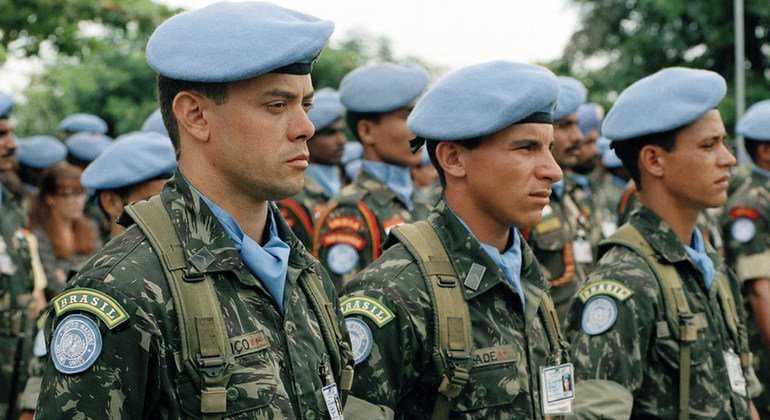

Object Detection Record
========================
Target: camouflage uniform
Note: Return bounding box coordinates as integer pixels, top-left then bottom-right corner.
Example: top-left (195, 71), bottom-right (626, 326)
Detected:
top-left (36, 173), bottom-right (354, 419)
top-left (0, 184), bottom-right (36, 420)
top-left (278, 175), bottom-right (333, 250)
top-left (567, 205), bottom-right (755, 418)
top-left (720, 169), bottom-right (770, 414)
top-left (313, 169), bottom-right (430, 290)
top-left (342, 201), bottom-right (569, 419)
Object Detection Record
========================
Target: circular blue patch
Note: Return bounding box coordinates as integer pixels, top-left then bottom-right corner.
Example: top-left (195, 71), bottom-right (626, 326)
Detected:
top-left (581, 296), bottom-right (618, 336)
top-left (327, 243), bottom-right (359, 275)
top-left (346, 317), bottom-right (373, 365)
top-left (33, 329), bottom-right (47, 357)
top-left (731, 218), bottom-right (756, 244)
top-left (51, 314), bottom-right (103, 374)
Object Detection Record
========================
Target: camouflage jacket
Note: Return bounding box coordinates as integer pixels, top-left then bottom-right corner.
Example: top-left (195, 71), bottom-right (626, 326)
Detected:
top-left (342, 201), bottom-right (567, 419)
top-left (567, 205), bottom-right (754, 419)
top-left (36, 173), bottom-right (354, 419)
top-left (277, 175), bottom-right (332, 250)
top-left (313, 169), bottom-right (430, 291)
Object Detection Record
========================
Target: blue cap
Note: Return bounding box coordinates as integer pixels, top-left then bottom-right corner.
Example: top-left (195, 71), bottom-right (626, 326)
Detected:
top-left (419, 146), bottom-right (430, 165)
top-left (597, 135), bottom-right (611, 155)
top-left (407, 61), bottom-right (558, 141)
top-left (340, 63), bottom-right (429, 113)
top-left (736, 100), bottom-right (770, 141)
top-left (577, 103), bottom-right (604, 136)
top-left (553, 76), bottom-right (587, 121)
top-left (17, 136), bottom-right (67, 169)
top-left (81, 131), bottom-right (177, 190)
top-left (603, 67), bottom-right (727, 141)
top-left (146, 1), bottom-right (334, 82)
top-left (342, 141), bottom-right (363, 164)
top-left (141, 109), bottom-right (168, 136)
top-left (308, 88), bottom-right (344, 131)
top-left (0, 93), bottom-right (13, 118)
top-left (59, 113), bottom-right (108, 134)
top-left (601, 148), bottom-right (623, 168)
top-left (67, 133), bottom-right (112, 163)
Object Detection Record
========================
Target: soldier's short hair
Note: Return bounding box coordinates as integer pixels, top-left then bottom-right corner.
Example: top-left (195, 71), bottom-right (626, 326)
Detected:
top-left (426, 137), bottom-right (483, 188)
top-left (744, 139), bottom-right (762, 162)
top-left (612, 126), bottom-right (679, 190)
top-left (344, 110), bottom-right (381, 143)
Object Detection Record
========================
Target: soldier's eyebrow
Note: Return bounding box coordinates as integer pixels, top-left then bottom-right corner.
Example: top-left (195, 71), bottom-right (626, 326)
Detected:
top-left (263, 89), bottom-right (315, 101)
top-left (509, 139), bottom-right (541, 148)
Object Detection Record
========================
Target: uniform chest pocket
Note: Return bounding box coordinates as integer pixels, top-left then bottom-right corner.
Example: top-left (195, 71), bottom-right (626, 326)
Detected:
top-left (451, 345), bottom-right (527, 416)
top-left (175, 333), bottom-right (279, 419)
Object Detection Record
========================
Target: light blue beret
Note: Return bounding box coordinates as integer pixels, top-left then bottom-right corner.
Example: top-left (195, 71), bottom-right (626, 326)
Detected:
top-left (577, 103), bottom-right (604, 136)
top-left (601, 148), bottom-right (623, 168)
top-left (597, 135), bottom-right (611, 155)
top-left (553, 76), bottom-right (587, 121)
top-left (146, 2), bottom-right (334, 82)
top-left (141, 109), bottom-right (168, 136)
top-left (81, 131), bottom-right (177, 190)
top-left (420, 146), bottom-right (431, 165)
top-left (344, 159), bottom-right (361, 181)
top-left (0, 93), bottom-right (13, 118)
top-left (603, 67), bottom-right (726, 141)
top-left (736, 100), bottom-right (770, 141)
top-left (309, 88), bottom-right (344, 131)
top-left (67, 133), bottom-right (112, 163)
top-left (59, 113), bottom-right (108, 134)
top-left (407, 61), bottom-right (558, 141)
top-left (342, 141), bottom-right (363, 164)
top-left (340, 63), bottom-right (429, 113)
top-left (17, 136), bottom-right (67, 169)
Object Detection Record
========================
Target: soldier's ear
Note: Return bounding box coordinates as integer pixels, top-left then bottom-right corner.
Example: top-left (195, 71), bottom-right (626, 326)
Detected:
top-left (435, 141), bottom-right (466, 180)
top-left (173, 91), bottom-right (212, 144)
top-left (639, 144), bottom-right (666, 178)
top-left (357, 119), bottom-right (377, 147)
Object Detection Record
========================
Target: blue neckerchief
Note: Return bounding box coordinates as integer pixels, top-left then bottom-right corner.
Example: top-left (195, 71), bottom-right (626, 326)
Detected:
top-left (752, 163), bottom-right (770, 180)
top-left (306, 164), bottom-right (342, 198)
top-left (448, 205), bottom-right (526, 310)
top-left (193, 188), bottom-right (290, 313)
top-left (683, 228), bottom-right (715, 290)
top-left (610, 174), bottom-right (628, 189)
top-left (552, 179), bottom-right (565, 200)
top-left (361, 160), bottom-right (414, 211)
top-left (571, 173), bottom-right (592, 196)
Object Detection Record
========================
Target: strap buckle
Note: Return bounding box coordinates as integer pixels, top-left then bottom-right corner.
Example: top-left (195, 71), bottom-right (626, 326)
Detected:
top-left (678, 313), bottom-right (697, 343)
top-left (437, 365), bottom-right (470, 400)
top-left (197, 353), bottom-right (227, 377)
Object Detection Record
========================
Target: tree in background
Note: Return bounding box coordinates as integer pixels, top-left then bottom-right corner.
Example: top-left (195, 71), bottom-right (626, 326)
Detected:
top-left (556, 0), bottom-right (770, 131)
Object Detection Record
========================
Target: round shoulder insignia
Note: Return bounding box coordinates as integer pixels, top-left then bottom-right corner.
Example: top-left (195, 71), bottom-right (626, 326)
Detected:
top-left (730, 218), bottom-right (756, 244)
top-left (327, 243), bottom-right (359, 275)
top-left (346, 317), bottom-right (373, 365)
top-left (51, 314), bottom-right (103, 374)
top-left (33, 329), bottom-right (47, 357)
top-left (542, 205), bottom-right (553, 217)
top-left (581, 296), bottom-right (618, 336)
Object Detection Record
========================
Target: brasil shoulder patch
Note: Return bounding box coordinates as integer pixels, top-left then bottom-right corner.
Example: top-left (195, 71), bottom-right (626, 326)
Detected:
top-left (53, 288), bottom-right (129, 329)
top-left (340, 296), bottom-right (395, 327)
top-left (578, 280), bottom-right (634, 303)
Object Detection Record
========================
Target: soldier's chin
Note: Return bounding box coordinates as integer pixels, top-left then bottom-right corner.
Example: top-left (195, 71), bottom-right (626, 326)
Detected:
top-left (269, 180), bottom-right (304, 201)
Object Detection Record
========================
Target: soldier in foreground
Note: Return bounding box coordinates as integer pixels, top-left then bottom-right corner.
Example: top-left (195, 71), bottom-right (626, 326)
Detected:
top-left (36, 2), bottom-right (357, 418)
top-left (567, 67), bottom-right (760, 419)
top-left (342, 61), bottom-right (571, 418)
top-left (721, 100), bottom-right (770, 417)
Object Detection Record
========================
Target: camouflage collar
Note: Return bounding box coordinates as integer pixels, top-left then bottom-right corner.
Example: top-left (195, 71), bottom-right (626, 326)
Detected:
top-left (303, 174), bottom-right (331, 201)
top-left (355, 170), bottom-right (409, 208)
top-left (629, 205), bottom-right (692, 263)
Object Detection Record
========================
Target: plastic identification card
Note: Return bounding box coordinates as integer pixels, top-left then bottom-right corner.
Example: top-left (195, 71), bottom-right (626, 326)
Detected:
top-left (540, 363), bottom-right (575, 415)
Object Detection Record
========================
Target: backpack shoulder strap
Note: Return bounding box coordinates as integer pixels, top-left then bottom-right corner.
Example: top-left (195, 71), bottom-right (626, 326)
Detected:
top-left (123, 196), bottom-right (233, 418)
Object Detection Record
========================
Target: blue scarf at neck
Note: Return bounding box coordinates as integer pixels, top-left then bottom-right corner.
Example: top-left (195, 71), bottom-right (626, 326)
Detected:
top-left (552, 179), bottom-right (565, 200)
top-left (306, 163), bottom-right (342, 198)
top-left (361, 160), bottom-right (415, 210)
top-left (571, 173), bottom-right (592, 196)
top-left (683, 228), bottom-right (715, 289)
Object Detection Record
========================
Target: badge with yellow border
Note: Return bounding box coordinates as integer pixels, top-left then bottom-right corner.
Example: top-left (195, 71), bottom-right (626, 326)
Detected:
top-left (53, 288), bottom-right (129, 329)
top-left (340, 296), bottom-right (395, 327)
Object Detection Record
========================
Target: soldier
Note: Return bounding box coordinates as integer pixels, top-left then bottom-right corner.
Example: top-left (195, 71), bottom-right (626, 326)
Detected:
top-left (526, 76), bottom-right (592, 320)
top-left (313, 63), bottom-right (431, 290)
top-left (65, 132), bottom-right (111, 170)
top-left (342, 60), bottom-right (571, 418)
top-left (16, 136), bottom-right (67, 197)
top-left (278, 88), bottom-right (346, 249)
top-left (35, 3), bottom-right (358, 418)
top-left (58, 113), bottom-right (108, 141)
top-left (721, 99), bottom-right (770, 417)
top-left (567, 67), bottom-right (760, 418)
top-left (597, 146), bottom-right (630, 225)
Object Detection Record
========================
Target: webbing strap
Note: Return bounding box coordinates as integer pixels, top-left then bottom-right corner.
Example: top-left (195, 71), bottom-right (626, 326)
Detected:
top-left (124, 196), bottom-right (232, 417)
top-left (539, 292), bottom-right (568, 363)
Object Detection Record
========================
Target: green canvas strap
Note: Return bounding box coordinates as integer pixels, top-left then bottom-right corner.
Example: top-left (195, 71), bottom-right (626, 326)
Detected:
top-left (539, 292), bottom-right (569, 364)
top-left (392, 221), bottom-right (472, 420)
top-left (124, 196), bottom-right (232, 418)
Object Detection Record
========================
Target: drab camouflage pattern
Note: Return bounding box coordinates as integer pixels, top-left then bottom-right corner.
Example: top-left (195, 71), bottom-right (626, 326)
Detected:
top-left (0, 184), bottom-right (36, 420)
top-left (720, 170), bottom-right (770, 414)
top-left (342, 201), bottom-right (567, 419)
top-left (36, 172), bottom-right (353, 419)
top-left (567, 205), bottom-right (753, 418)
top-left (277, 175), bottom-right (332, 250)
top-left (313, 169), bottom-right (431, 290)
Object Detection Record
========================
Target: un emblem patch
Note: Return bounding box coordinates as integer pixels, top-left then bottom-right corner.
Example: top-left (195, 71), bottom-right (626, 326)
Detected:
top-left (51, 314), bottom-right (103, 374)
top-left (346, 317), bottom-right (373, 365)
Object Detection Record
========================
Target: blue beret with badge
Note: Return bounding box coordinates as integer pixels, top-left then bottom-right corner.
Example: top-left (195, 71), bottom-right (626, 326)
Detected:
top-left (146, 1), bottom-right (334, 82)
top-left (340, 63), bottom-right (429, 113)
top-left (0, 93), bottom-right (13, 118)
top-left (736, 99), bottom-right (770, 142)
top-left (308, 88), bottom-right (344, 131)
top-left (553, 76), bottom-right (587, 121)
top-left (603, 67), bottom-right (726, 141)
top-left (67, 132), bottom-right (112, 163)
top-left (577, 102), bottom-right (604, 136)
top-left (59, 113), bottom-right (108, 134)
top-left (81, 131), bottom-right (176, 190)
top-left (601, 148), bottom-right (623, 169)
top-left (141, 109), bottom-right (168, 136)
top-left (407, 60), bottom-right (558, 142)
top-left (17, 136), bottom-right (67, 169)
